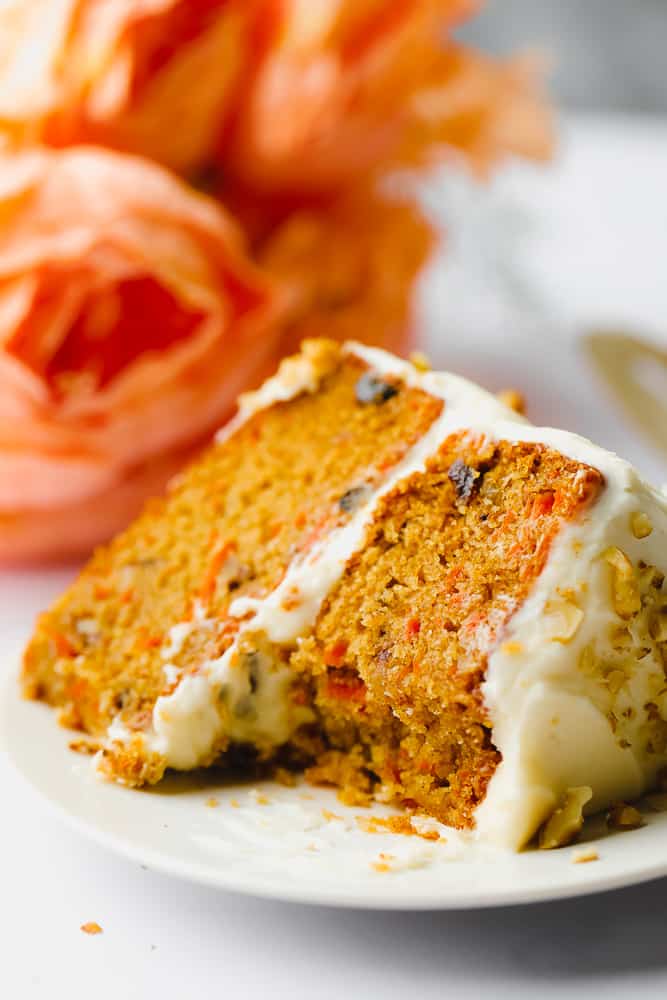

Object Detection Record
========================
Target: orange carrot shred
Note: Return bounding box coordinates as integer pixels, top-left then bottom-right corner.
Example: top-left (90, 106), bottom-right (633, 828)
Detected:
top-left (405, 617), bottom-right (421, 638)
top-left (199, 540), bottom-right (237, 602)
top-left (324, 640), bottom-right (348, 667)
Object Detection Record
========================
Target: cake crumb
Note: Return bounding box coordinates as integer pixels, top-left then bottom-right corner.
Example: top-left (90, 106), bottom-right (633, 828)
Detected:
top-left (572, 849), bottom-right (599, 864)
top-left (205, 797), bottom-right (219, 808)
top-left (322, 808), bottom-right (343, 822)
top-left (81, 922), bottom-right (103, 935)
top-left (357, 814), bottom-right (442, 841)
top-left (371, 861), bottom-right (391, 873)
top-left (69, 738), bottom-right (100, 756)
top-left (250, 790), bottom-right (270, 805)
top-left (230, 799), bottom-right (240, 808)
top-left (337, 785), bottom-right (372, 808)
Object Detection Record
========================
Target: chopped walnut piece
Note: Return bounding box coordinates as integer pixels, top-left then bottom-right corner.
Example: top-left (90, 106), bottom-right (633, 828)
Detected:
top-left (409, 351), bottom-right (431, 372)
top-left (603, 547), bottom-right (641, 619)
top-left (545, 598), bottom-right (584, 642)
top-left (605, 669), bottom-right (626, 695)
top-left (638, 563), bottom-right (665, 593)
top-left (81, 922), bottom-right (103, 935)
top-left (648, 606), bottom-right (667, 642)
top-left (539, 786), bottom-right (593, 850)
top-left (630, 512), bottom-right (653, 539)
top-left (578, 643), bottom-right (597, 675)
top-left (497, 388), bottom-right (526, 415)
top-left (607, 802), bottom-right (644, 830)
top-left (609, 625), bottom-right (632, 651)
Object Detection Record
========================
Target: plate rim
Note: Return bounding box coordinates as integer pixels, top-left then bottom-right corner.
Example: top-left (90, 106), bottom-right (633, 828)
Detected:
top-left (4, 678), bottom-right (667, 911)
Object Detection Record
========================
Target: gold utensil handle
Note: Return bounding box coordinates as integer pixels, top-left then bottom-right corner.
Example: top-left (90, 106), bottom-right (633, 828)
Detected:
top-left (584, 332), bottom-right (667, 460)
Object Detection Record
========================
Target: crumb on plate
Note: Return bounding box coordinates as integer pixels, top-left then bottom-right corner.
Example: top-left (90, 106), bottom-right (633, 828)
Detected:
top-left (81, 922), bottom-right (103, 935)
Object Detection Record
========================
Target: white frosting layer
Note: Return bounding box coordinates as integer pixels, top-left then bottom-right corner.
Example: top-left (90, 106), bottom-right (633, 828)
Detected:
top-left (476, 453), bottom-right (667, 847)
top-left (103, 342), bottom-right (667, 848)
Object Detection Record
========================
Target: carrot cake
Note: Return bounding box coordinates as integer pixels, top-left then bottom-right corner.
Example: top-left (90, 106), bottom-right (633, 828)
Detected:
top-left (22, 339), bottom-right (667, 849)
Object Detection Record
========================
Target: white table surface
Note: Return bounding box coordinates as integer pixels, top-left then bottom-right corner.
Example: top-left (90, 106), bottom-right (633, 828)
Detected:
top-left (3, 115), bottom-right (667, 999)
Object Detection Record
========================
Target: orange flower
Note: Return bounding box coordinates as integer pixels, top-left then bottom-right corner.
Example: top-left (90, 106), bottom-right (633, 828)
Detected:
top-left (0, 147), bottom-right (281, 564)
top-left (225, 0), bottom-right (551, 193)
top-left (0, 1), bottom-right (552, 190)
top-left (0, 0), bottom-right (257, 172)
top-left (259, 189), bottom-right (435, 357)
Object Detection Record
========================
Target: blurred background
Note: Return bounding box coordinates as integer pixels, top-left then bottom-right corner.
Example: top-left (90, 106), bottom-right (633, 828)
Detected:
top-left (2, 0), bottom-right (666, 566)
top-left (461, 0), bottom-right (667, 112)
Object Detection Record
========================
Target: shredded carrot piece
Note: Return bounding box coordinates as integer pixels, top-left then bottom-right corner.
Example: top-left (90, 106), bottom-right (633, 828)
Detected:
top-left (142, 634), bottom-right (163, 650)
top-left (199, 540), bottom-right (237, 602)
top-left (324, 639), bottom-right (348, 667)
top-left (405, 617), bottom-right (421, 638)
top-left (326, 676), bottom-right (366, 702)
top-left (50, 629), bottom-right (77, 658)
top-left (528, 491), bottom-right (555, 518)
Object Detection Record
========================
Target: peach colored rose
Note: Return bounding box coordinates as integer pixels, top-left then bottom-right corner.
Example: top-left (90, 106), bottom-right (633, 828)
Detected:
top-left (0, 0), bottom-right (256, 173)
top-left (259, 190), bottom-right (435, 358)
top-left (223, 0), bottom-right (552, 193)
top-left (0, 147), bottom-right (281, 564)
top-left (0, 1), bottom-right (552, 191)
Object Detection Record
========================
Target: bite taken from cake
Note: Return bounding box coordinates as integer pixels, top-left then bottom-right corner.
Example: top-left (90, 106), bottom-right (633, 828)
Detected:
top-left (22, 340), bottom-right (667, 850)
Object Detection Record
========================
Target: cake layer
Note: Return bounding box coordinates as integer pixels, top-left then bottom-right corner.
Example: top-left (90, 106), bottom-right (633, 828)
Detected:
top-left (22, 340), bottom-right (667, 848)
top-left (290, 432), bottom-right (602, 830)
top-left (22, 340), bottom-right (443, 782)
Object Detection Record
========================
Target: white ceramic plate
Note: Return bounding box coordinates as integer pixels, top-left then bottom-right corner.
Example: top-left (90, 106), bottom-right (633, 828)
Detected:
top-left (3, 117), bottom-right (667, 910)
top-left (3, 676), bottom-right (667, 910)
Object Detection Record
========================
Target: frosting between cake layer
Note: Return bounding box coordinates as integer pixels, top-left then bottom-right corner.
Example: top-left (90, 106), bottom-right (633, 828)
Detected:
top-left (130, 343), bottom-right (525, 770)
top-left (101, 342), bottom-right (667, 848)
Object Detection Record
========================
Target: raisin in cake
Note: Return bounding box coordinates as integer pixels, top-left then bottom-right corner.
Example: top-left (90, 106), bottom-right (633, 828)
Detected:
top-left (22, 340), bottom-right (667, 848)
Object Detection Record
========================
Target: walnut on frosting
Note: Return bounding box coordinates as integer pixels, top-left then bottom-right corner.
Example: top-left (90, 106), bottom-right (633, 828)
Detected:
top-left (539, 786), bottom-right (592, 849)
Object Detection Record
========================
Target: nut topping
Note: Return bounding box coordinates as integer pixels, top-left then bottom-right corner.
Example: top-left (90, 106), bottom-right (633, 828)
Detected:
top-left (539, 786), bottom-right (593, 850)
top-left (545, 597), bottom-right (584, 643)
top-left (630, 511), bottom-right (653, 539)
top-left (603, 546), bottom-right (641, 619)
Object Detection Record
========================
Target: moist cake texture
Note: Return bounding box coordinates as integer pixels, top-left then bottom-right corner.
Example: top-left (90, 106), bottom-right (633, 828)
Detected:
top-left (22, 340), bottom-right (667, 848)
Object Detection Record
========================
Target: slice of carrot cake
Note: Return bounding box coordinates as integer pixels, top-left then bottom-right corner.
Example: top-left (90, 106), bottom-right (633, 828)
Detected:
top-left (22, 339), bottom-right (667, 849)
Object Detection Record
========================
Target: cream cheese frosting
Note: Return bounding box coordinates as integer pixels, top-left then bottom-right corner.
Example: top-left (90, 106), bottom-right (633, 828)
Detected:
top-left (100, 342), bottom-right (667, 849)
